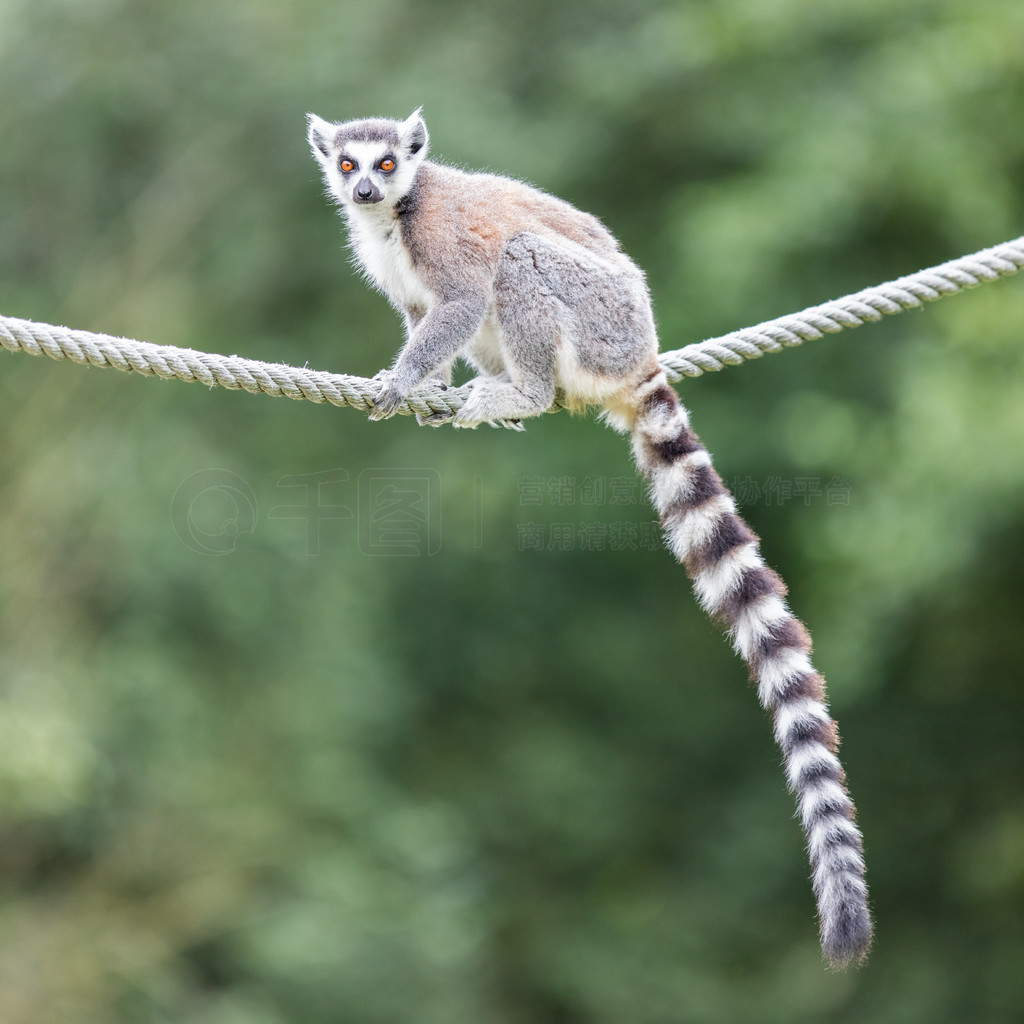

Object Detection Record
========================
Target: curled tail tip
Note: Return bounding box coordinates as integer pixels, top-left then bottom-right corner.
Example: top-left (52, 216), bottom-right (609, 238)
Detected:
top-left (822, 906), bottom-right (874, 970)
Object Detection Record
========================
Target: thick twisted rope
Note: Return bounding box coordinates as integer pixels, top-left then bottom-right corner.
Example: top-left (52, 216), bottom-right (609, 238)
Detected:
top-left (659, 236), bottom-right (1024, 381)
top-left (3, 235), bottom-right (1023, 421)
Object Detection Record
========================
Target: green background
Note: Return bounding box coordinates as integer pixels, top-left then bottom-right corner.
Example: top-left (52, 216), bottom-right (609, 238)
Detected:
top-left (2, 0), bottom-right (1024, 1020)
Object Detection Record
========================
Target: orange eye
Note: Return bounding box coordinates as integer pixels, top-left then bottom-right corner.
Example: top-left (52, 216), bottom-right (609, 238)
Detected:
top-left (380, 158), bottom-right (395, 172)
top-left (340, 159), bottom-right (354, 173)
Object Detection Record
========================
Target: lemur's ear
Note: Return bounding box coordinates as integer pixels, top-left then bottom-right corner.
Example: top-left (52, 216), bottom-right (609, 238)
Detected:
top-left (306, 113), bottom-right (335, 161)
top-left (400, 108), bottom-right (428, 157)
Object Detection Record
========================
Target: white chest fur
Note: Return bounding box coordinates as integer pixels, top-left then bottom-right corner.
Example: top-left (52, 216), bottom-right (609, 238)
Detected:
top-left (346, 211), bottom-right (434, 312)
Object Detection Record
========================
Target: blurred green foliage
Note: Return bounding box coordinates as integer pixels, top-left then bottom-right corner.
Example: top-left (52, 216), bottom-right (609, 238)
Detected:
top-left (2, 0), bottom-right (1024, 1020)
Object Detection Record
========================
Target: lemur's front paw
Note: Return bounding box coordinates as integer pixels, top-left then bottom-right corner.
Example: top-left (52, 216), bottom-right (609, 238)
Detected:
top-left (368, 373), bottom-right (408, 420)
top-left (369, 372), bottom-right (451, 422)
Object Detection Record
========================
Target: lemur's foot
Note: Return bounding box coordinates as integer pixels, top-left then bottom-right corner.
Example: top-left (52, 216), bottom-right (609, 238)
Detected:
top-left (416, 409), bottom-right (456, 427)
top-left (454, 378), bottom-right (543, 430)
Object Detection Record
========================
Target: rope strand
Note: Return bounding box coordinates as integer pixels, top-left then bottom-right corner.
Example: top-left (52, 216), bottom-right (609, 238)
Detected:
top-left (660, 235), bottom-right (1024, 380)
top-left (3, 235), bottom-right (1023, 421)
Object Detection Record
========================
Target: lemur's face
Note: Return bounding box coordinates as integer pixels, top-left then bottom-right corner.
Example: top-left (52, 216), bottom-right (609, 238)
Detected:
top-left (332, 141), bottom-right (403, 207)
top-left (307, 110), bottom-right (428, 211)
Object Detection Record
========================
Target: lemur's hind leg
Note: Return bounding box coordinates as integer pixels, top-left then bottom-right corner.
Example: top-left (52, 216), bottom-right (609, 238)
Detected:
top-left (454, 236), bottom-right (562, 428)
top-left (454, 375), bottom-right (554, 427)
top-left (454, 231), bottom-right (655, 428)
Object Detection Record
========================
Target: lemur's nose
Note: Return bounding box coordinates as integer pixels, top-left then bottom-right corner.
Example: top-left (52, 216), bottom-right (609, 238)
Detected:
top-left (354, 177), bottom-right (378, 202)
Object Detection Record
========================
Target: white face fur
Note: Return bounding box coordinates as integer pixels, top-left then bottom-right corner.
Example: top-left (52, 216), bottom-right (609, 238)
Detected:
top-left (307, 110), bottom-right (428, 213)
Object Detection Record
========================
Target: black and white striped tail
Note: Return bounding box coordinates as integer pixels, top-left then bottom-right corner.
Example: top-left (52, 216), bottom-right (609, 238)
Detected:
top-left (630, 371), bottom-right (872, 968)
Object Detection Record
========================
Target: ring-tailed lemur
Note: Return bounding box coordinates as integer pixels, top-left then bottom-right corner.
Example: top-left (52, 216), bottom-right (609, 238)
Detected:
top-left (307, 108), bottom-right (873, 968)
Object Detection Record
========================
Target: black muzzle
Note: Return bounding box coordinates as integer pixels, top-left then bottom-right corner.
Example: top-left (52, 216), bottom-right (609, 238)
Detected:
top-left (353, 178), bottom-right (383, 204)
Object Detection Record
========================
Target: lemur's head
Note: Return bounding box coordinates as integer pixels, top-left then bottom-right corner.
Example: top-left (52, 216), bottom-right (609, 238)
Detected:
top-left (307, 109), bottom-right (429, 210)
